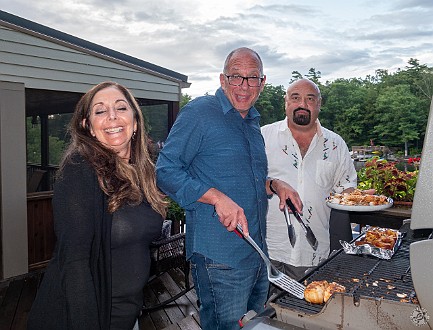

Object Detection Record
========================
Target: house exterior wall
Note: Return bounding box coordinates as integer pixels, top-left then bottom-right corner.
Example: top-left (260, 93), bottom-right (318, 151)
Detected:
top-left (0, 15), bottom-right (188, 279)
top-left (0, 25), bottom-right (181, 101)
top-left (0, 81), bottom-right (28, 279)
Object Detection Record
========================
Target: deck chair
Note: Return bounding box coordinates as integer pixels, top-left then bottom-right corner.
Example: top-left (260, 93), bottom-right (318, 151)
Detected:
top-left (27, 169), bottom-right (46, 192)
top-left (143, 220), bottom-right (193, 312)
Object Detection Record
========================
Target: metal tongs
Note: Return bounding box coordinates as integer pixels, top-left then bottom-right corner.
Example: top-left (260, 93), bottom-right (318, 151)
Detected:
top-left (283, 204), bottom-right (296, 247)
top-left (286, 198), bottom-right (318, 250)
top-left (234, 224), bottom-right (305, 298)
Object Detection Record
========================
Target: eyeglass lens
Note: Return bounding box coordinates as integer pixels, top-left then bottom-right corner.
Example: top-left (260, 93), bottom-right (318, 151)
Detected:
top-left (227, 75), bottom-right (262, 87)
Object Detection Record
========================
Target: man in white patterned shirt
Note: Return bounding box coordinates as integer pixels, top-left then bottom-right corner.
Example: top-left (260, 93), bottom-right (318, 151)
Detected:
top-left (261, 79), bottom-right (357, 280)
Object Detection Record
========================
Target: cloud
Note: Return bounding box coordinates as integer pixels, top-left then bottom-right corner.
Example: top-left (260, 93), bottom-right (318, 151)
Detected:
top-left (394, 0), bottom-right (433, 9)
top-left (1, 0), bottom-right (432, 97)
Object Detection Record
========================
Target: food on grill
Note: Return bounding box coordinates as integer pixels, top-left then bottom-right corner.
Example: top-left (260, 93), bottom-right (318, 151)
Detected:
top-left (304, 280), bottom-right (327, 304)
top-left (355, 226), bottom-right (398, 250)
top-left (324, 282), bottom-right (346, 302)
top-left (328, 189), bottom-right (389, 206)
top-left (304, 280), bottom-right (346, 304)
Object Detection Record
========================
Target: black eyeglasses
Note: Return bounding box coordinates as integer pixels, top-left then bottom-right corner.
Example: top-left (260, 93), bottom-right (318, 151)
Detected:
top-left (225, 75), bottom-right (264, 87)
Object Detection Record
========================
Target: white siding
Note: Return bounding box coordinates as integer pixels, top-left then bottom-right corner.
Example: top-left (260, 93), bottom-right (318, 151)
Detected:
top-left (0, 25), bottom-right (182, 101)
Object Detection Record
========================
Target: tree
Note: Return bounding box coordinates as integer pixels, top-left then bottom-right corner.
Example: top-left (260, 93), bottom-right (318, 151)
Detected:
top-left (289, 68), bottom-right (321, 84)
top-left (373, 84), bottom-right (424, 155)
top-left (320, 79), bottom-right (369, 146)
top-left (290, 71), bottom-right (303, 83)
top-left (174, 59), bottom-right (433, 156)
top-left (180, 93), bottom-right (192, 108)
top-left (305, 68), bottom-right (322, 84)
top-left (255, 84), bottom-right (286, 125)
top-left (417, 71), bottom-right (433, 100)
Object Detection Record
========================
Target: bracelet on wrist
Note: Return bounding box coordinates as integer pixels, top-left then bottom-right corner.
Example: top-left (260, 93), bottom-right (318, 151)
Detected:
top-left (269, 179), bottom-right (278, 195)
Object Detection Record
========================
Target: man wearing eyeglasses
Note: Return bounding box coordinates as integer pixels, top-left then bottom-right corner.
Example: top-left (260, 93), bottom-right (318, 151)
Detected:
top-left (156, 47), bottom-right (300, 329)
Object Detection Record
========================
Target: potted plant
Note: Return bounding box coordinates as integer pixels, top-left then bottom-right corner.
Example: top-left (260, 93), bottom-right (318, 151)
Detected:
top-left (166, 198), bottom-right (186, 234)
top-left (357, 157), bottom-right (418, 206)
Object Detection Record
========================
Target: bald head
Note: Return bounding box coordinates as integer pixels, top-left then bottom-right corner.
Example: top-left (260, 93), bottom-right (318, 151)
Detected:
top-left (223, 47), bottom-right (264, 76)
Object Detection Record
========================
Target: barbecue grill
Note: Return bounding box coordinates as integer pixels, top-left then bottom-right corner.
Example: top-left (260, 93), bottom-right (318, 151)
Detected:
top-left (243, 98), bottom-right (433, 330)
top-left (269, 220), bottom-right (431, 329)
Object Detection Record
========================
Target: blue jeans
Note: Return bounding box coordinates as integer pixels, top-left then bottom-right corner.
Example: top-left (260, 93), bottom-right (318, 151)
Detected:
top-left (190, 253), bottom-right (269, 330)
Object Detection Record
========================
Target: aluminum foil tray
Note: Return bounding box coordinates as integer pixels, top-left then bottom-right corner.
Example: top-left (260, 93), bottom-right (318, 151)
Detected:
top-left (340, 226), bottom-right (402, 260)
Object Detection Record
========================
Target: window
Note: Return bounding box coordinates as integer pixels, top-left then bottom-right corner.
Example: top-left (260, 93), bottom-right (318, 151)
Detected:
top-left (48, 113), bottom-right (72, 165)
top-left (141, 104), bottom-right (169, 158)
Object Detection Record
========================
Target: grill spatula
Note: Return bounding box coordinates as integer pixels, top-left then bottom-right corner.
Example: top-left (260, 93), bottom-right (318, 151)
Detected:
top-left (235, 224), bottom-right (305, 299)
top-left (286, 198), bottom-right (318, 251)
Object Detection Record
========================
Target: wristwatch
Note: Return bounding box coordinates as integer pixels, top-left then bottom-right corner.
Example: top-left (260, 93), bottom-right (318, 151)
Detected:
top-left (269, 179), bottom-right (278, 194)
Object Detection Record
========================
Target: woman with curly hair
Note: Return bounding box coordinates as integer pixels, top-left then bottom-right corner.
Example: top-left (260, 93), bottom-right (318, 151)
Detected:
top-left (28, 81), bottom-right (167, 330)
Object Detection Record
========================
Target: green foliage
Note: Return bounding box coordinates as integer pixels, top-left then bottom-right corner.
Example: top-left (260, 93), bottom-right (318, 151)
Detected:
top-left (180, 59), bottom-right (431, 155)
top-left (290, 71), bottom-right (303, 83)
top-left (27, 115), bottom-right (69, 165)
top-left (141, 104), bottom-right (169, 142)
top-left (290, 59), bottom-right (432, 153)
top-left (373, 84), bottom-right (425, 149)
top-left (290, 68), bottom-right (321, 84)
top-left (26, 117), bottom-right (41, 164)
top-left (26, 59), bottom-right (432, 172)
top-left (320, 78), bottom-right (369, 145)
top-left (305, 68), bottom-right (322, 84)
top-left (166, 198), bottom-right (185, 222)
top-left (48, 136), bottom-right (66, 164)
top-left (357, 157), bottom-right (418, 202)
top-left (181, 93), bottom-right (192, 108)
top-left (255, 84), bottom-right (286, 125)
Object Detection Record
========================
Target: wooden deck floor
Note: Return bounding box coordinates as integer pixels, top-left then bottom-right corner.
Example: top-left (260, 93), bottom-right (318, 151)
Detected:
top-left (0, 267), bottom-right (200, 330)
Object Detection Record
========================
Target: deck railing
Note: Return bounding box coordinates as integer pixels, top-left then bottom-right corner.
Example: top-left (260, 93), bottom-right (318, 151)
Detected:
top-left (27, 164), bottom-right (58, 192)
top-left (26, 189), bottom-right (185, 270)
top-left (27, 191), bottom-right (55, 270)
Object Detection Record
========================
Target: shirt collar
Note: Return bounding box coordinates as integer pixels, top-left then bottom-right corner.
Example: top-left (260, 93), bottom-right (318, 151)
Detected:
top-left (215, 87), bottom-right (261, 120)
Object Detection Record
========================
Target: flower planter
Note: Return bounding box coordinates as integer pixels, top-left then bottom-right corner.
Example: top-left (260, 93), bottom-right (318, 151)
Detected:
top-left (357, 157), bottom-right (418, 206)
top-left (348, 206), bottom-right (412, 230)
top-left (393, 201), bottom-right (413, 208)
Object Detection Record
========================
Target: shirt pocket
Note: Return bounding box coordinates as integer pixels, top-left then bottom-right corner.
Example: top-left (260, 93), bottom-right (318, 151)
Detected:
top-left (315, 160), bottom-right (337, 190)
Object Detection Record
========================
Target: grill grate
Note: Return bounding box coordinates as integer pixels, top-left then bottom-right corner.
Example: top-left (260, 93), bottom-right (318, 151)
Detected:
top-left (275, 225), bottom-right (431, 315)
top-left (354, 239), bottom-right (415, 304)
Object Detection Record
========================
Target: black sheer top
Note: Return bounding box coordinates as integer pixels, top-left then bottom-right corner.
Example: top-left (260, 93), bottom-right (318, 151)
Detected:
top-left (110, 201), bottom-right (163, 329)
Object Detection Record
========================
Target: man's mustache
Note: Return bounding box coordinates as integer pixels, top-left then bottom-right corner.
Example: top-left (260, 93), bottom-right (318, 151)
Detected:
top-left (294, 107), bottom-right (310, 115)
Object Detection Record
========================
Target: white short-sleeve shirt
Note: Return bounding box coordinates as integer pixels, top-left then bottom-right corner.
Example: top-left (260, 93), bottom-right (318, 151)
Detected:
top-left (261, 118), bottom-right (357, 267)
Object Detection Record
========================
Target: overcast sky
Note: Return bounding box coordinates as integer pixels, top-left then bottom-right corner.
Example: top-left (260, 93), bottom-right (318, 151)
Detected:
top-left (1, 0), bottom-right (433, 97)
